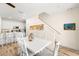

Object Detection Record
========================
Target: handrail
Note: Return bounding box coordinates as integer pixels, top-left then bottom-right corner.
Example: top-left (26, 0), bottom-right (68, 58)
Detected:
top-left (39, 12), bottom-right (61, 35)
top-left (39, 19), bottom-right (61, 34)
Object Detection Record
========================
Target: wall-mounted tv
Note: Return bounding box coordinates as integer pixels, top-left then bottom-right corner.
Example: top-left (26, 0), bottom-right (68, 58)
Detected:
top-left (64, 23), bottom-right (76, 30)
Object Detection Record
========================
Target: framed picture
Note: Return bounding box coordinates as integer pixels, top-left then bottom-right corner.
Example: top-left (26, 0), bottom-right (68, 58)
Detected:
top-left (30, 24), bottom-right (44, 30)
top-left (64, 23), bottom-right (76, 30)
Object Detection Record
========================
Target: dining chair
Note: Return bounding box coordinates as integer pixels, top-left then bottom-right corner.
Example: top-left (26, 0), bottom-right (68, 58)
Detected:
top-left (16, 38), bottom-right (28, 56)
top-left (0, 33), bottom-right (6, 45)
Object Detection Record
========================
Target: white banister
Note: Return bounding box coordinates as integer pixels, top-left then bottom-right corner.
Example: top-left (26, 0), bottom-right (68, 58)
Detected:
top-left (38, 12), bottom-right (61, 56)
top-left (53, 41), bottom-right (60, 56)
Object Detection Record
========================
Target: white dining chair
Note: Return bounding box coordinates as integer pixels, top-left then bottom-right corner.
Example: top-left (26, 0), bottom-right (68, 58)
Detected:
top-left (0, 33), bottom-right (6, 45)
top-left (5, 33), bottom-right (13, 43)
top-left (14, 32), bottom-right (24, 38)
top-left (16, 37), bottom-right (28, 56)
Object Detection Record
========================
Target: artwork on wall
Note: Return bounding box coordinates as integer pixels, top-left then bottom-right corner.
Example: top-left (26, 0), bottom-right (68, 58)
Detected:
top-left (64, 23), bottom-right (76, 30)
top-left (30, 24), bottom-right (44, 30)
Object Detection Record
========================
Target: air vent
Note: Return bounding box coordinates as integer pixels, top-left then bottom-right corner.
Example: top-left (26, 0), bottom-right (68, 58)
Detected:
top-left (6, 3), bottom-right (15, 8)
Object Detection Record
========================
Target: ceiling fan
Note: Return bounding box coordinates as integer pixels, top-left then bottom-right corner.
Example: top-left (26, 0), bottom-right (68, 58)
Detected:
top-left (6, 3), bottom-right (15, 8)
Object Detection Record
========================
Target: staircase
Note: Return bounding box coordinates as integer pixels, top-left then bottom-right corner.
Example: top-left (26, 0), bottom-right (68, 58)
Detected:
top-left (38, 12), bottom-right (61, 56)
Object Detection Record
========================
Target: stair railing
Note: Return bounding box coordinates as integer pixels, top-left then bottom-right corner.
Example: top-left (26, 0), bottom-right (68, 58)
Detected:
top-left (38, 12), bottom-right (61, 56)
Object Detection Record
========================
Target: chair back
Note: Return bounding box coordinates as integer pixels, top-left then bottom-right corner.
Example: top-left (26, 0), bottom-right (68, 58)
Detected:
top-left (16, 38), bottom-right (28, 56)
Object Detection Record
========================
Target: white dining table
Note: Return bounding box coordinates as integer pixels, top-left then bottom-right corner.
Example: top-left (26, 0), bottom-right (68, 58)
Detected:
top-left (26, 37), bottom-right (52, 55)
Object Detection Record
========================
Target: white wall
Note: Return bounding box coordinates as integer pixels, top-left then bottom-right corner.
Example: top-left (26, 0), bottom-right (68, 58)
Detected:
top-left (26, 7), bottom-right (79, 50)
top-left (26, 18), bottom-right (44, 36)
top-left (45, 8), bottom-right (79, 50)
top-left (1, 19), bottom-right (25, 30)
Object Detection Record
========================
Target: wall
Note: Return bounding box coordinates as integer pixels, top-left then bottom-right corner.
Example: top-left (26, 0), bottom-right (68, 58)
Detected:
top-left (26, 18), bottom-right (44, 36)
top-left (45, 8), bottom-right (79, 50)
top-left (26, 7), bottom-right (79, 50)
top-left (1, 19), bottom-right (25, 31)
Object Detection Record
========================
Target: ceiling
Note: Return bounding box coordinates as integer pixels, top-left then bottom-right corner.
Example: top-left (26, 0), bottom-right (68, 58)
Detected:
top-left (0, 3), bottom-right (78, 21)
